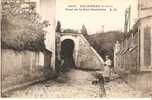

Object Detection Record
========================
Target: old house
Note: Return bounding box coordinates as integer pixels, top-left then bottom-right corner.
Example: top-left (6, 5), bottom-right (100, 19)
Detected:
top-left (138, 0), bottom-right (152, 71)
top-left (1, 0), bottom-right (55, 94)
top-left (114, 0), bottom-right (152, 95)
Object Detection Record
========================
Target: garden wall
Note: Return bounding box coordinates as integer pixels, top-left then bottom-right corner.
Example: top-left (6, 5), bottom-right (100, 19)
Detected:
top-left (1, 49), bottom-right (54, 93)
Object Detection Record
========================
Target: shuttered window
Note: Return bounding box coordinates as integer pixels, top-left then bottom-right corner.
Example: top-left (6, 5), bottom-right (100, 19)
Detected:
top-left (144, 26), bottom-right (151, 66)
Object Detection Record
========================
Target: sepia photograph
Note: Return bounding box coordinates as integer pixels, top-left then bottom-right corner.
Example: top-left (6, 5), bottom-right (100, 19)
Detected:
top-left (0, 0), bottom-right (152, 98)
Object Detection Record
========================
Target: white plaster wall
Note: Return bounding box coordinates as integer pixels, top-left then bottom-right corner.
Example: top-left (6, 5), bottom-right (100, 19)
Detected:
top-left (39, 0), bottom-right (55, 70)
top-left (39, 52), bottom-right (44, 66)
top-left (1, 49), bottom-right (46, 92)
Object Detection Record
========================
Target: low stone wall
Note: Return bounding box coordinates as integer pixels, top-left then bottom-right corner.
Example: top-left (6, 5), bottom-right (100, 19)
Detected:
top-left (77, 35), bottom-right (104, 70)
top-left (122, 72), bottom-right (152, 96)
top-left (1, 49), bottom-right (54, 93)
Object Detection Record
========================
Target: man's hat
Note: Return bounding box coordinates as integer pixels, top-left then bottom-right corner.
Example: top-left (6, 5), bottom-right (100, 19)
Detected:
top-left (105, 55), bottom-right (109, 58)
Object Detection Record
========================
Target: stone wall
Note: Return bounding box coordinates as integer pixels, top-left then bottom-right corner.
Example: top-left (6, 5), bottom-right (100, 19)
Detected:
top-left (39, 0), bottom-right (56, 70)
top-left (59, 33), bottom-right (104, 70)
top-left (77, 35), bottom-right (104, 70)
top-left (1, 49), bottom-right (54, 93)
top-left (122, 72), bottom-right (152, 96)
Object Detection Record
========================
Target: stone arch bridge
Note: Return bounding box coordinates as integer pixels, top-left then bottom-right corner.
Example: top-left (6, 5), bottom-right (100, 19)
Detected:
top-left (56, 33), bottom-right (104, 70)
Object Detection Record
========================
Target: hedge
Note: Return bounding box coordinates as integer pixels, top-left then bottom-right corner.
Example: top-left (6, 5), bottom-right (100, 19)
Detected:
top-left (1, 2), bottom-right (49, 51)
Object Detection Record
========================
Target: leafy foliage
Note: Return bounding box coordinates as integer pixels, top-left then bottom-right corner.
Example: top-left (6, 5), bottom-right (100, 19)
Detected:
top-left (1, 1), bottom-right (49, 51)
top-left (87, 31), bottom-right (124, 61)
top-left (81, 24), bottom-right (88, 37)
top-left (62, 28), bottom-right (79, 33)
top-left (55, 21), bottom-right (61, 33)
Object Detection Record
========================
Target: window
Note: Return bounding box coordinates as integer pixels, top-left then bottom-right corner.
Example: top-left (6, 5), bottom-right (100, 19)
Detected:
top-left (144, 26), bottom-right (151, 66)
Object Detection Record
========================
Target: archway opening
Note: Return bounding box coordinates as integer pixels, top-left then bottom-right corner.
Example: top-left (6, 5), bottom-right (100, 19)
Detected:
top-left (60, 39), bottom-right (75, 70)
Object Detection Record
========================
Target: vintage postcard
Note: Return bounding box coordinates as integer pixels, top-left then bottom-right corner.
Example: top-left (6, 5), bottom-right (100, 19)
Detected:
top-left (0, 0), bottom-right (152, 98)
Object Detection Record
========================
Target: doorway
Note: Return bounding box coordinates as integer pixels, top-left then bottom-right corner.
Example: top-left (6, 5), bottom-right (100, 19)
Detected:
top-left (60, 39), bottom-right (75, 69)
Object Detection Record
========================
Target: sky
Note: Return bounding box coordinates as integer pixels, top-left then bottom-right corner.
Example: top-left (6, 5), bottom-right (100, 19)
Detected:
top-left (56, 0), bottom-right (138, 34)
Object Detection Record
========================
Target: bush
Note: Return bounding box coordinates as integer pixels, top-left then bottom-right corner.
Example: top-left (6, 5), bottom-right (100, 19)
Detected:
top-left (1, 2), bottom-right (49, 51)
top-left (62, 28), bottom-right (79, 33)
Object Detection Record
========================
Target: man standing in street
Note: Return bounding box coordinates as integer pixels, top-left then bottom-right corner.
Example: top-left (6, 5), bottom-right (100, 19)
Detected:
top-left (103, 55), bottom-right (112, 82)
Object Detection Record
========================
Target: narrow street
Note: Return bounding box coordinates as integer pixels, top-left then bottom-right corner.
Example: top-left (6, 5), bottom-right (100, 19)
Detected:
top-left (4, 69), bottom-right (142, 98)
top-left (105, 78), bottom-right (142, 97)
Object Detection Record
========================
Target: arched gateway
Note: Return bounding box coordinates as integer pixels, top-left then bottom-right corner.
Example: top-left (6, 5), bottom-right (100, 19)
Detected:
top-left (56, 32), bottom-right (104, 71)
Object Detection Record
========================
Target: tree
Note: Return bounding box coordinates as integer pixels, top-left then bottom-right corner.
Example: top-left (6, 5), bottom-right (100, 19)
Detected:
top-left (55, 21), bottom-right (61, 33)
top-left (63, 29), bottom-right (79, 33)
top-left (88, 31), bottom-right (124, 61)
top-left (1, 1), bottom-right (48, 51)
top-left (81, 24), bottom-right (88, 37)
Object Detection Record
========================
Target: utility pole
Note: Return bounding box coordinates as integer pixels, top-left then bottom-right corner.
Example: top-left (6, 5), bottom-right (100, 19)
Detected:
top-left (124, 5), bottom-right (131, 35)
top-left (128, 5), bottom-right (131, 32)
top-left (137, 0), bottom-right (140, 18)
top-left (102, 25), bottom-right (104, 33)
